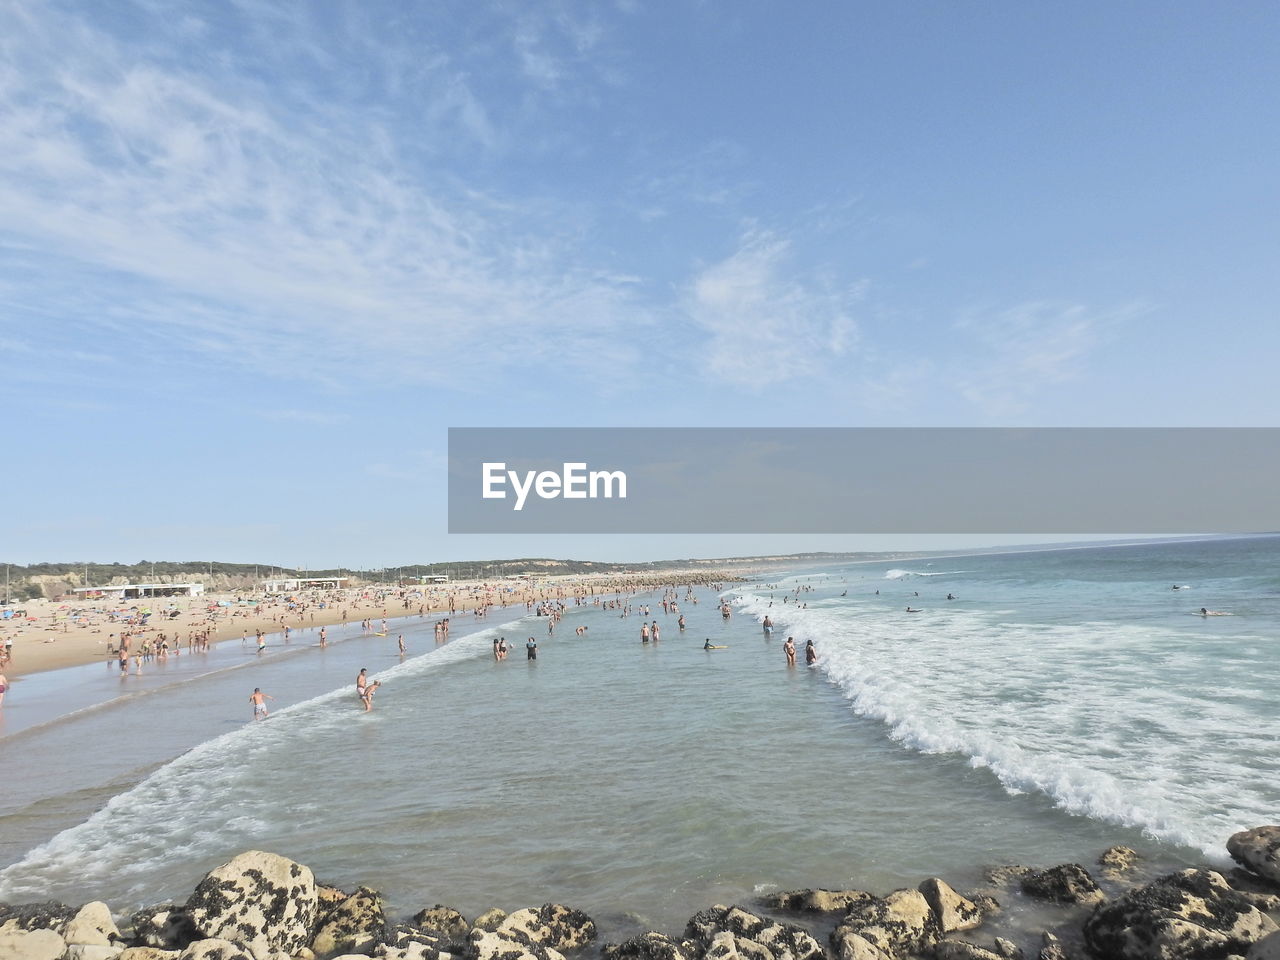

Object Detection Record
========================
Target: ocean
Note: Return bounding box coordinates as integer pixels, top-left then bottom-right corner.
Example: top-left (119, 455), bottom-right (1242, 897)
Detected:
top-left (1, 536), bottom-right (1277, 940)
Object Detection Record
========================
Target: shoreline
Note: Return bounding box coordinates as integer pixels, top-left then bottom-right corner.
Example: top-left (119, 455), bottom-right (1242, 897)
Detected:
top-left (2, 830), bottom-right (1277, 960)
top-left (0, 570), bottom-right (746, 680)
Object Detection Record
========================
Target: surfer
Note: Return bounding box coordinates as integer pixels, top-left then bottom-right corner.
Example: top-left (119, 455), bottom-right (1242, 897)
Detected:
top-left (906, 607), bottom-right (921, 613)
top-left (249, 687), bottom-right (275, 720)
top-left (783, 636), bottom-right (796, 666)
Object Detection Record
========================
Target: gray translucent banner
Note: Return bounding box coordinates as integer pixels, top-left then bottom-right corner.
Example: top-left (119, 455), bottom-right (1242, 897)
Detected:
top-left (447, 428), bottom-right (1280, 534)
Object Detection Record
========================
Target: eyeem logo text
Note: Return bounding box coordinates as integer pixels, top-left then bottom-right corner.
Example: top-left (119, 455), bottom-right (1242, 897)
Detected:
top-left (482, 462), bottom-right (628, 511)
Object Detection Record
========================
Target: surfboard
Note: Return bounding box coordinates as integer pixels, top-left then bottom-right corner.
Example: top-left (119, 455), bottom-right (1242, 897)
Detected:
top-left (704, 644), bottom-right (729, 649)
top-left (375, 632), bottom-right (388, 636)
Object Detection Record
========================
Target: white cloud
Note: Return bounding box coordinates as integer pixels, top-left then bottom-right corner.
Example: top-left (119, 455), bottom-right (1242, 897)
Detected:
top-left (685, 230), bottom-right (862, 386)
top-left (953, 300), bottom-right (1146, 416)
top-left (0, 2), bottom-right (646, 388)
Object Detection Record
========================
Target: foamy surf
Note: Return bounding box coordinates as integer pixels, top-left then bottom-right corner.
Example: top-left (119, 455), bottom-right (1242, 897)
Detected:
top-left (0, 617), bottom-right (532, 904)
top-left (732, 589), bottom-right (1275, 858)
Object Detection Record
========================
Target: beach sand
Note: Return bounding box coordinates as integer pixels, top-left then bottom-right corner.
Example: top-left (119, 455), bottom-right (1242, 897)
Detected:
top-left (0, 570), bottom-right (744, 679)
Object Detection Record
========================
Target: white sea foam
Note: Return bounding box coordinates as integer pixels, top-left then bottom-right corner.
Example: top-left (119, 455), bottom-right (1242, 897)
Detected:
top-left (0, 618), bottom-right (530, 903)
top-left (883, 569), bottom-right (967, 579)
top-left (732, 591), bottom-right (1278, 857)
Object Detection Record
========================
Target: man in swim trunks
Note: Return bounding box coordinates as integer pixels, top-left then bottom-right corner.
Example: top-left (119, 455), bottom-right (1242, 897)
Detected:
top-left (783, 636), bottom-right (796, 666)
top-left (526, 636), bottom-right (537, 660)
top-left (250, 687), bottom-right (275, 719)
top-left (356, 668), bottom-right (368, 699)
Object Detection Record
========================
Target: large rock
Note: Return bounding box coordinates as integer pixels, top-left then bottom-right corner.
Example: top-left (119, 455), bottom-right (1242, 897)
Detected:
top-left (0, 926), bottom-right (69, 960)
top-left (411, 907), bottom-right (470, 945)
top-left (65, 901), bottom-right (123, 946)
top-left (120, 950), bottom-right (181, 960)
top-left (994, 938), bottom-right (1023, 960)
top-left (496, 904), bottom-right (597, 952)
top-left (130, 905), bottom-right (199, 950)
top-left (311, 886), bottom-right (388, 958)
top-left (1248, 932), bottom-right (1280, 960)
top-left (766, 890), bottom-right (875, 913)
top-left (64, 946), bottom-right (125, 960)
top-left (185, 851), bottom-right (317, 960)
top-left (602, 931), bottom-right (690, 960)
top-left (471, 911), bottom-right (506, 934)
top-left (1228, 828), bottom-right (1280, 885)
top-left (1038, 933), bottom-right (1069, 960)
top-left (918, 879), bottom-right (983, 934)
top-left (933, 941), bottom-right (1004, 960)
top-left (686, 905), bottom-right (825, 960)
top-left (179, 939), bottom-right (256, 960)
top-left (1100, 847), bottom-right (1140, 875)
top-left (467, 928), bottom-right (565, 960)
top-left (380, 923), bottom-right (457, 960)
top-left (833, 889), bottom-right (940, 957)
top-left (832, 931), bottom-right (894, 960)
top-left (0, 899), bottom-right (78, 933)
top-left (1083, 869), bottom-right (1278, 960)
top-left (1020, 865), bottom-right (1104, 906)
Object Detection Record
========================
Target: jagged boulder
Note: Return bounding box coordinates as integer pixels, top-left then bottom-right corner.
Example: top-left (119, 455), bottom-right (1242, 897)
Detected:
top-left (1228, 828), bottom-right (1280, 885)
top-left (919, 879), bottom-right (983, 934)
top-left (0, 899), bottom-right (78, 933)
top-left (1083, 869), bottom-right (1277, 960)
top-left (130, 905), bottom-right (199, 950)
top-left (185, 851), bottom-right (318, 960)
top-left (1038, 933), bottom-right (1069, 960)
top-left (602, 931), bottom-right (690, 960)
top-left (0, 926), bottom-right (67, 960)
top-left (984, 867), bottom-right (1032, 887)
top-left (833, 889), bottom-right (940, 957)
top-left (311, 886), bottom-right (388, 958)
top-left (685, 905), bottom-right (825, 960)
top-left (64, 946), bottom-right (126, 960)
top-left (994, 938), bottom-right (1023, 960)
top-left (831, 931), bottom-right (893, 960)
top-left (120, 949), bottom-right (181, 960)
top-left (496, 904), bottom-right (596, 952)
top-left (179, 940), bottom-right (256, 960)
top-left (471, 911), bottom-right (506, 934)
top-left (379, 923), bottom-right (455, 960)
top-left (933, 940), bottom-right (1004, 960)
top-left (1020, 865), bottom-right (1104, 906)
top-left (1248, 932), bottom-right (1280, 960)
top-left (467, 928), bottom-right (565, 960)
top-left (410, 907), bottom-right (470, 945)
top-left (1100, 848), bottom-right (1140, 876)
top-left (766, 890), bottom-right (874, 913)
top-left (64, 901), bottom-right (123, 947)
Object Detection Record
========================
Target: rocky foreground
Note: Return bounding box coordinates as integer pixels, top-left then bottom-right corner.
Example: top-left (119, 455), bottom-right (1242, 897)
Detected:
top-left (3, 827), bottom-right (1280, 960)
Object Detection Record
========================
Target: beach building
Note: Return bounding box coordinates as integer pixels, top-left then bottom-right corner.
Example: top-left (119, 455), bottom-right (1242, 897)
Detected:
top-left (260, 576), bottom-right (349, 592)
top-left (72, 582), bottom-right (206, 600)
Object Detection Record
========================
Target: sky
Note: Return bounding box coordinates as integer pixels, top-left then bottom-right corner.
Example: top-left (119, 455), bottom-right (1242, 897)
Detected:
top-left (2, 1), bottom-right (1277, 566)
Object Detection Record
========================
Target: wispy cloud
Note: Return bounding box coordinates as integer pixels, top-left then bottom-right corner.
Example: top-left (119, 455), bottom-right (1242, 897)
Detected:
top-left (0, 1), bottom-right (645, 389)
top-left (953, 300), bottom-right (1147, 416)
top-left (684, 230), bottom-right (863, 386)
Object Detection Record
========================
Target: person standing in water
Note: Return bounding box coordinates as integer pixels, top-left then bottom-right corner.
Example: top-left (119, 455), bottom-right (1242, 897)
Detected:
top-left (805, 639), bottom-right (818, 664)
top-left (397, 634), bottom-right (406, 657)
top-left (526, 636), bottom-right (537, 660)
top-left (249, 687), bottom-right (275, 720)
top-left (783, 636), bottom-right (796, 666)
top-left (0, 671), bottom-right (7, 708)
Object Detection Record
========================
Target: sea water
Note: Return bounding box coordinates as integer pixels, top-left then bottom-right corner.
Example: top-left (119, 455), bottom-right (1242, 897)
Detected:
top-left (1, 536), bottom-right (1276, 939)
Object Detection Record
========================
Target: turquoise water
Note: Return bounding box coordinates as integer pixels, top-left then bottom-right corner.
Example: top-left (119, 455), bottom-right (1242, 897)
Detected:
top-left (1, 536), bottom-right (1276, 937)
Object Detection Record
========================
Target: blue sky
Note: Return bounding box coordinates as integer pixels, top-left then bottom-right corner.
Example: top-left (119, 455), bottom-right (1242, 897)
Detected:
top-left (2, 1), bottom-right (1277, 566)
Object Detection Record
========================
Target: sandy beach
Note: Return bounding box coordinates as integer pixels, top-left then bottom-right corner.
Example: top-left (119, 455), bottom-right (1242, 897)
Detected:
top-left (0, 570), bottom-right (746, 679)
